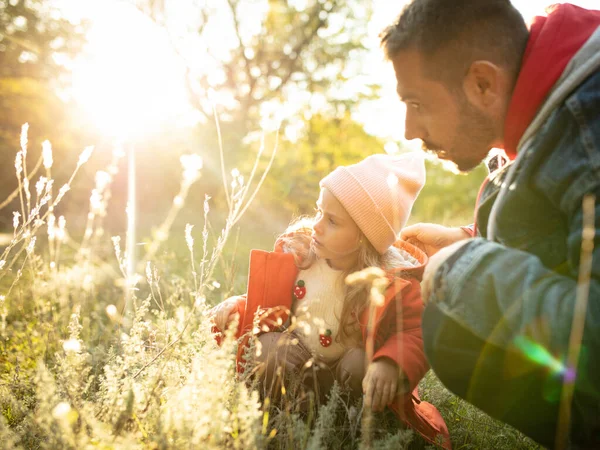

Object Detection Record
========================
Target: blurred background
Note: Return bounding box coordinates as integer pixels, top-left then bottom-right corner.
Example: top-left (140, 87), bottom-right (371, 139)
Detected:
top-left (5, 3), bottom-right (595, 447)
top-left (1, 0), bottom-right (593, 282)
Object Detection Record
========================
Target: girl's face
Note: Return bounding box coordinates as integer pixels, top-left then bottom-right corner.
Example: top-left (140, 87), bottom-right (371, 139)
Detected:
top-left (312, 188), bottom-right (362, 270)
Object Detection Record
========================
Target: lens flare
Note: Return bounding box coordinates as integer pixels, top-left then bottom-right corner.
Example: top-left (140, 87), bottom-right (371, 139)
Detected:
top-left (513, 336), bottom-right (574, 382)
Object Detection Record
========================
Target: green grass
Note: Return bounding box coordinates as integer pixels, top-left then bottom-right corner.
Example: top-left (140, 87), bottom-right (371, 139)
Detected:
top-left (419, 372), bottom-right (541, 450)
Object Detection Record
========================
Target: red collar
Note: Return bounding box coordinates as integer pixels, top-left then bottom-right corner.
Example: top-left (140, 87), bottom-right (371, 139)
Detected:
top-left (503, 4), bottom-right (600, 159)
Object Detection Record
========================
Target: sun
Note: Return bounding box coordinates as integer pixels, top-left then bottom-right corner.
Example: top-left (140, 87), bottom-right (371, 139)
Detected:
top-left (68, 1), bottom-right (196, 139)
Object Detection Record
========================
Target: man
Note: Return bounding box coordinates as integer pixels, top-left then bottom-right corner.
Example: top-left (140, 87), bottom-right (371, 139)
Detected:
top-left (380, 0), bottom-right (600, 448)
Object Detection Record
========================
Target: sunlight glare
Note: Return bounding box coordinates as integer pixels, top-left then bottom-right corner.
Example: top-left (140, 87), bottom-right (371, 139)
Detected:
top-left (69, 2), bottom-right (194, 139)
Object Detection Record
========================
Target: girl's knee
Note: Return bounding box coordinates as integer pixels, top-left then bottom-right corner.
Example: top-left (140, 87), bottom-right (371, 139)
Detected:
top-left (255, 332), bottom-right (311, 378)
top-left (256, 332), bottom-right (284, 361)
top-left (336, 348), bottom-right (366, 396)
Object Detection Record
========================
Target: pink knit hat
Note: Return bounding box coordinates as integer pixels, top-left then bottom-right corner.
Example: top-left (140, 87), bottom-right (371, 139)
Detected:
top-left (320, 152), bottom-right (426, 254)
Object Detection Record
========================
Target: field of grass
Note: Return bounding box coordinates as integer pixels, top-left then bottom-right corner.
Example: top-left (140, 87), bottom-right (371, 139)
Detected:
top-left (0, 132), bottom-right (543, 449)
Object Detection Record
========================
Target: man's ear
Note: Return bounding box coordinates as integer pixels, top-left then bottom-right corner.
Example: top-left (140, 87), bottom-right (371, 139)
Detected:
top-left (462, 60), bottom-right (504, 111)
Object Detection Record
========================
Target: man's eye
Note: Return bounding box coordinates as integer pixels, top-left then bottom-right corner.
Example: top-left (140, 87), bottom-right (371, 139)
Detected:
top-left (409, 102), bottom-right (421, 111)
top-left (328, 218), bottom-right (336, 225)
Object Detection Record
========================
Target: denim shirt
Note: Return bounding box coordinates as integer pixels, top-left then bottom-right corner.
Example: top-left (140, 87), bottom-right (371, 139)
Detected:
top-left (429, 68), bottom-right (600, 439)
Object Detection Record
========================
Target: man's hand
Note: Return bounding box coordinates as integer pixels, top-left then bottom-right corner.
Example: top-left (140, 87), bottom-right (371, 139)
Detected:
top-left (362, 358), bottom-right (406, 412)
top-left (421, 240), bottom-right (471, 302)
top-left (210, 296), bottom-right (241, 331)
top-left (400, 223), bottom-right (471, 257)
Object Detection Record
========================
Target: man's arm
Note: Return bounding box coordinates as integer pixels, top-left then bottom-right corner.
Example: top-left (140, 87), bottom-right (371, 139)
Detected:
top-left (425, 186), bottom-right (600, 399)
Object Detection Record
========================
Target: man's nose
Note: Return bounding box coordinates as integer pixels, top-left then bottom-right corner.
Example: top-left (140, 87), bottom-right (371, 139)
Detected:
top-left (404, 110), bottom-right (425, 141)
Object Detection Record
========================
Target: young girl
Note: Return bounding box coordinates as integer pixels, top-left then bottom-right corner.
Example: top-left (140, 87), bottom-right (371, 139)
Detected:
top-left (210, 153), bottom-right (450, 449)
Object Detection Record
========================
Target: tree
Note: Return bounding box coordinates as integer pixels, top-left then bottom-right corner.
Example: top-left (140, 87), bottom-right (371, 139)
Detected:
top-left (0, 0), bottom-right (88, 227)
top-left (124, 0), bottom-right (378, 225)
top-left (411, 160), bottom-right (488, 226)
top-left (133, 0), bottom-right (374, 138)
top-left (0, 0), bottom-right (85, 80)
top-left (257, 111), bottom-right (385, 215)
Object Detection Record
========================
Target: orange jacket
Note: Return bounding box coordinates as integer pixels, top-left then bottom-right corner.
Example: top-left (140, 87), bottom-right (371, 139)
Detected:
top-left (213, 235), bottom-right (451, 449)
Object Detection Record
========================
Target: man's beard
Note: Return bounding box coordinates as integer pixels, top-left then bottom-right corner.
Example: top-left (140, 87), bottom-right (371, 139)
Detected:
top-left (423, 96), bottom-right (497, 173)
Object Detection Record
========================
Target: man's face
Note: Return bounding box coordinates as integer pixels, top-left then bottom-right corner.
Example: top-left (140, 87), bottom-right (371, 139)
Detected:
top-left (392, 50), bottom-right (498, 172)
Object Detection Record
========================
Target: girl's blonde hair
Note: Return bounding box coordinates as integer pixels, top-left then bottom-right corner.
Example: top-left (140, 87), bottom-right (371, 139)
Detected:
top-left (277, 215), bottom-right (406, 345)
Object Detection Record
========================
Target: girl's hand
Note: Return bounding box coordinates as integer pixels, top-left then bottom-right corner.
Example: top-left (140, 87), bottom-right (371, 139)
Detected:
top-left (362, 358), bottom-right (405, 412)
top-left (211, 296), bottom-right (241, 331)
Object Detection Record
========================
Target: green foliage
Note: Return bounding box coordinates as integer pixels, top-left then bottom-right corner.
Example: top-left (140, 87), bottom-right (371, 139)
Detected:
top-left (0, 1), bottom-right (88, 221)
top-left (0, 78), bottom-right (87, 205)
top-left (259, 112), bottom-right (385, 214)
top-left (419, 371), bottom-right (542, 450)
top-left (412, 160), bottom-right (488, 226)
top-left (131, 0), bottom-right (376, 214)
top-left (136, 0), bottom-right (372, 129)
top-left (0, 0), bottom-right (86, 80)
top-left (306, 382), bottom-right (343, 449)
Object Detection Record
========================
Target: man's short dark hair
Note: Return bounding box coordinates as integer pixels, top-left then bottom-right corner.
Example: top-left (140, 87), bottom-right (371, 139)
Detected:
top-left (380, 0), bottom-right (529, 85)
